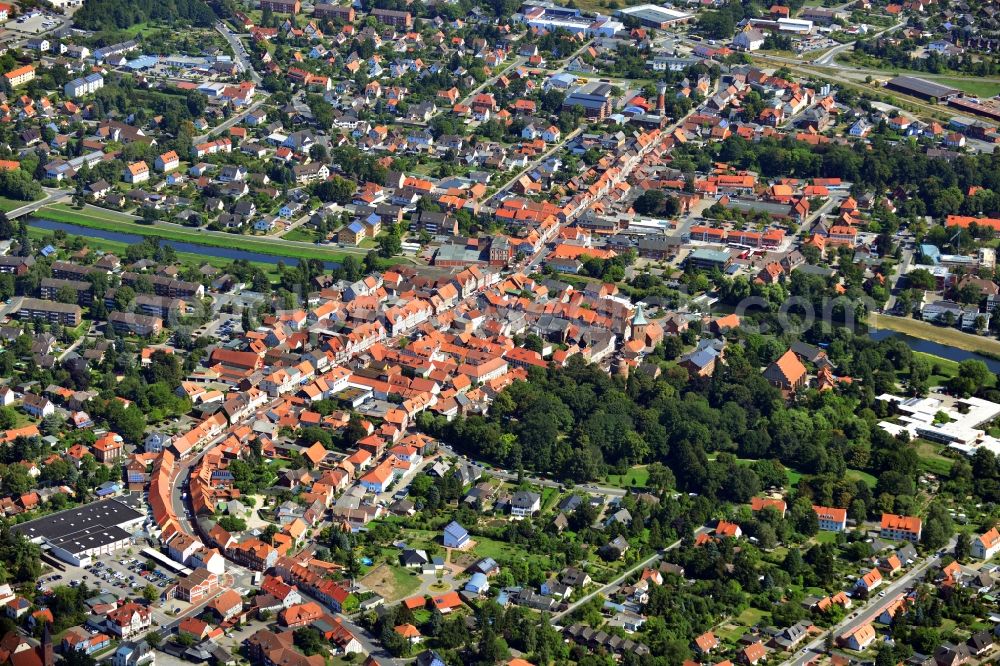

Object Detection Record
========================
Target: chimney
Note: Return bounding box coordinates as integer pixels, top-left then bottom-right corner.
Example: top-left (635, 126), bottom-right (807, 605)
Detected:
top-left (657, 83), bottom-right (667, 115)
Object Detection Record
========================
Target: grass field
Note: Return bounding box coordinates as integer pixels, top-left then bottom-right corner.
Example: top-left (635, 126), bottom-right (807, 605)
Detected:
top-left (928, 77), bottom-right (1000, 98)
top-left (913, 439), bottom-right (955, 476)
top-left (869, 313), bottom-right (1000, 355)
top-left (829, 53), bottom-right (1000, 97)
top-left (398, 528), bottom-right (439, 551)
top-left (846, 469), bottom-right (877, 489)
top-left (735, 607), bottom-right (769, 628)
top-left (0, 195), bottom-right (36, 212)
top-left (472, 537), bottom-right (554, 571)
top-left (358, 564), bottom-right (421, 602)
top-left (605, 465), bottom-right (650, 488)
top-left (36, 204), bottom-right (379, 265)
top-left (281, 227), bottom-right (320, 243)
top-left (814, 531), bottom-right (840, 544)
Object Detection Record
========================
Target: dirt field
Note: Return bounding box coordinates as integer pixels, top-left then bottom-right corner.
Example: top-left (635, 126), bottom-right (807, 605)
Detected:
top-left (359, 564), bottom-right (421, 602)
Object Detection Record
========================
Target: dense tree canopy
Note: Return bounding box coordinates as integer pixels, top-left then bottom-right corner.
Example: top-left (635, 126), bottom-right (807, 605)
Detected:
top-left (74, 0), bottom-right (217, 31)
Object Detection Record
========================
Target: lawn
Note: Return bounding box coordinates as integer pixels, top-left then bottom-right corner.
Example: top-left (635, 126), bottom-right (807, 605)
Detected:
top-left (540, 487), bottom-right (560, 512)
top-left (0, 195), bottom-right (36, 211)
top-left (846, 469), bottom-right (877, 489)
top-left (869, 313), bottom-right (1000, 356)
top-left (358, 564), bottom-right (421, 602)
top-left (281, 227), bottom-right (320, 243)
top-left (605, 465), bottom-right (650, 489)
top-left (913, 352), bottom-right (962, 387)
top-left (814, 531), bottom-right (840, 544)
top-left (727, 457), bottom-right (803, 488)
top-left (786, 468), bottom-right (803, 487)
top-left (913, 439), bottom-right (955, 476)
top-left (714, 623), bottom-right (746, 644)
top-left (928, 77), bottom-right (1000, 98)
top-left (472, 537), bottom-right (554, 571)
top-left (35, 204), bottom-right (395, 265)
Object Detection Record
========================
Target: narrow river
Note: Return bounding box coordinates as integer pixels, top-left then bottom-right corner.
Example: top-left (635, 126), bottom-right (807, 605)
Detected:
top-left (869, 329), bottom-right (1000, 373)
top-left (28, 218), bottom-right (341, 269)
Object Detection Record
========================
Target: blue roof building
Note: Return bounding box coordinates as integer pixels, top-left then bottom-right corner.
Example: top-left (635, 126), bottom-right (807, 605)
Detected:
top-left (124, 55), bottom-right (157, 71)
top-left (415, 650), bottom-right (447, 666)
top-left (443, 520), bottom-right (469, 549)
top-left (465, 572), bottom-right (489, 595)
top-left (95, 481), bottom-right (122, 497)
top-left (920, 244), bottom-right (941, 264)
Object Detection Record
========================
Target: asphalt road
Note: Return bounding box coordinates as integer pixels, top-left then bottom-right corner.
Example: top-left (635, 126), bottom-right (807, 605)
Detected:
top-left (192, 95), bottom-right (270, 145)
top-left (781, 542), bottom-right (951, 666)
top-left (551, 526), bottom-right (710, 624)
top-left (216, 22), bottom-right (262, 85)
top-left (884, 244), bottom-right (914, 313)
top-left (485, 127), bottom-right (583, 205)
top-left (436, 443), bottom-right (629, 498)
top-left (8, 188), bottom-right (72, 219)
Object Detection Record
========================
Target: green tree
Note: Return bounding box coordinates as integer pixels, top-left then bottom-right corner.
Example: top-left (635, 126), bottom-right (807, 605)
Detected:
top-left (377, 230), bottom-right (403, 258)
top-left (954, 532), bottom-right (971, 562)
top-left (906, 268), bottom-right (936, 290)
top-left (142, 585), bottom-right (159, 603)
top-left (293, 627), bottom-right (327, 656)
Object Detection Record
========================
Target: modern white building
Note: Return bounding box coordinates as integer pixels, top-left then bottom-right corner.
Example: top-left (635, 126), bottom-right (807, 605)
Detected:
top-left (616, 4), bottom-right (693, 28)
top-left (64, 73), bottom-right (104, 99)
top-left (877, 394), bottom-right (1000, 456)
top-left (777, 17), bottom-right (814, 33)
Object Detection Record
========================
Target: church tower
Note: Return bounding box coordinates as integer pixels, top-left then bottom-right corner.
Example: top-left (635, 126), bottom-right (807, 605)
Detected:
top-left (42, 623), bottom-right (53, 666)
top-left (630, 304), bottom-right (648, 343)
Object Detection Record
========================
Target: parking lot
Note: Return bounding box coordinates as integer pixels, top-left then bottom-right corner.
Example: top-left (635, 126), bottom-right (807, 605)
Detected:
top-left (41, 552), bottom-right (181, 601)
top-left (190, 312), bottom-right (240, 342)
top-left (4, 12), bottom-right (59, 35)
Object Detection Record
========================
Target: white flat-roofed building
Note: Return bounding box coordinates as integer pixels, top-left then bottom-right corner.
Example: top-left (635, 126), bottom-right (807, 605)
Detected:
top-left (877, 393), bottom-right (1000, 456)
top-left (777, 17), bottom-right (813, 33)
top-left (616, 4), bottom-right (693, 27)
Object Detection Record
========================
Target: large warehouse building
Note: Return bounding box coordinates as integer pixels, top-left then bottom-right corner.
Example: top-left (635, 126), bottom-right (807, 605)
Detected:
top-left (14, 497), bottom-right (145, 566)
top-left (885, 76), bottom-right (961, 102)
top-left (616, 4), bottom-right (693, 28)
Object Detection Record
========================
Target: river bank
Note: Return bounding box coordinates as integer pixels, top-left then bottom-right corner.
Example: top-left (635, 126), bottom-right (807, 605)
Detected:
top-left (25, 224), bottom-right (284, 279)
top-left (33, 204), bottom-right (387, 266)
top-left (868, 312), bottom-right (1000, 357)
